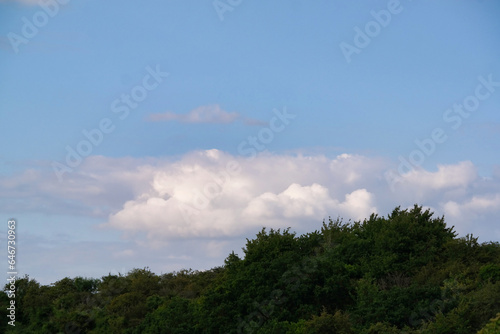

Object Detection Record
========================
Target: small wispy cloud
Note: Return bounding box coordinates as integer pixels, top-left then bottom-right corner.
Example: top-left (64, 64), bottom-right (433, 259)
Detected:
top-left (147, 104), bottom-right (265, 125)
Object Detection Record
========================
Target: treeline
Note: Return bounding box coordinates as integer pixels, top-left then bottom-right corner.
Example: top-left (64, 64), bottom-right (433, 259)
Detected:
top-left (2, 205), bottom-right (500, 333)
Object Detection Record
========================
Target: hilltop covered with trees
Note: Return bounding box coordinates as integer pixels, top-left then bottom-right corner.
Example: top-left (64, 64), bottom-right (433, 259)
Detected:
top-left (2, 205), bottom-right (500, 333)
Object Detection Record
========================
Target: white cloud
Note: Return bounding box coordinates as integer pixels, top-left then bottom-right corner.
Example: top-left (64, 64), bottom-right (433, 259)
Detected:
top-left (2, 151), bottom-right (500, 248)
top-left (103, 151), bottom-right (389, 243)
top-left (243, 184), bottom-right (375, 222)
top-left (147, 104), bottom-right (263, 125)
top-left (101, 152), bottom-right (499, 243)
top-left (340, 188), bottom-right (378, 220)
top-left (443, 194), bottom-right (500, 234)
top-left (385, 161), bottom-right (479, 204)
top-left (399, 161), bottom-right (477, 190)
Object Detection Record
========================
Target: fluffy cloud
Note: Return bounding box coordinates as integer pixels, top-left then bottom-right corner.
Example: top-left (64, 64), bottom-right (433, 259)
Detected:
top-left (103, 151), bottom-right (386, 242)
top-left (442, 194), bottom-right (500, 237)
top-left (385, 161), bottom-right (479, 203)
top-left (103, 151), bottom-right (499, 242)
top-left (2, 151), bottom-right (500, 246)
top-left (147, 104), bottom-right (264, 125)
top-left (243, 184), bottom-right (375, 222)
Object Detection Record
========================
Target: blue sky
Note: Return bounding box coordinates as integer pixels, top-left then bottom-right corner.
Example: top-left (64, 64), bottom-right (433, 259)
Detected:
top-left (1, 0), bottom-right (500, 284)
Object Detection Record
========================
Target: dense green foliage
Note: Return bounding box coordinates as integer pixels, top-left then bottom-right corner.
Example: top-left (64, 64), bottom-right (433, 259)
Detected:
top-left (2, 205), bottom-right (500, 333)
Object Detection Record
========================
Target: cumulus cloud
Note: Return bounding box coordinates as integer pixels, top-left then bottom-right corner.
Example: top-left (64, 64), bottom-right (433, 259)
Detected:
top-left (2, 151), bottom-right (500, 246)
top-left (102, 151), bottom-right (390, 242)
top-left (102, 151), bottom-right (500, 242)
top-left (442, 194), bottom-right (500, 236)
top-left (147, 104), bottom-right (264, 125)
top-left (243, 184), bottom-right (376, 222)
